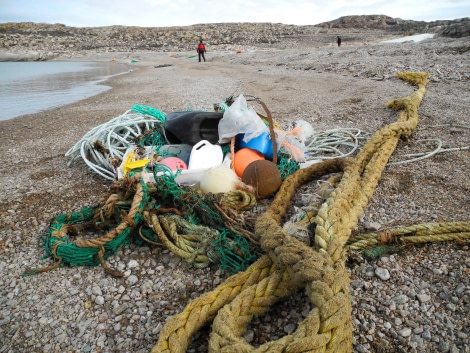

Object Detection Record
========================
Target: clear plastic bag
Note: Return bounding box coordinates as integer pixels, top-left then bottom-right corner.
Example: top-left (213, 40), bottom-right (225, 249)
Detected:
top-left (218, 94), bottom-right (267, 144)
top-left (294, 119), bottom-right (315, 144)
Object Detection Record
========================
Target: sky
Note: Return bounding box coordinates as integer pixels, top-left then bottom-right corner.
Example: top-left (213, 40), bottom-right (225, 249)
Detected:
top-left (0, 0), bottom-right (469, 28)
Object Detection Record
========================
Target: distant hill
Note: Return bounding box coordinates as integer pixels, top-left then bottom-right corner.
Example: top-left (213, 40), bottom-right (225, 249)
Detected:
top-left (319, 15), bottom-right (455, 30)
top-left (0, 15), bottom-right (468, 61)
top-left (316, 15), bottom-right (469, 37)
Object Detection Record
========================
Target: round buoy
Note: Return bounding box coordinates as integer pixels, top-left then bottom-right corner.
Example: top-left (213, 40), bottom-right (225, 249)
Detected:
top-left (233, 148), bottom-right (265, 177)
top-left (200, 166), bottom-right (239, 194)
top-left (242, 160), bottom-right (281, 199)
top-left (158, 157), bottom-right (187, 171)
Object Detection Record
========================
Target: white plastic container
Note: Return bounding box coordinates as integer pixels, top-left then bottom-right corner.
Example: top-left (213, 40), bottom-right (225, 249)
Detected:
top-left (188, 140), bottom-right (223, 170)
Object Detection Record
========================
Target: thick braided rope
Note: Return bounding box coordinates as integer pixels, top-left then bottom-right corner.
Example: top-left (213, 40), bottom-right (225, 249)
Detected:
top-left (315, 72), bottom-right (429, 255)
top-left (207, 72), bottom-right (429, 352)
top-left (151, 256), bottom-right (298, 353)
top-left (346, 222), bottom-right (470, 250)
top-left (152, 72), bottom-right (429, 353)
top-left (210, 160), bottom-right (352, 352)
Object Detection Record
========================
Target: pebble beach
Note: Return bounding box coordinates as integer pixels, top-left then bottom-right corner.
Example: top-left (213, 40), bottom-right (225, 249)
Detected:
top-left (0, 34), bottom-right (469, 353)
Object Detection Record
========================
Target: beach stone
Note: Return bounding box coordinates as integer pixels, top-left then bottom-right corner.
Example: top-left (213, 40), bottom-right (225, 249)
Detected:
top-left (363, 221), bottom-right (382, 231)
top-left (375, 267), bottom-right (390, 280)
top-left (454, 284), bottom-right (466, 295)
top-left (417, 293), bottom-right (431, 303)
top-left (92, 286), bottom-right (102, 296)
top-left (128, 260), bottom-right (139, 269)
top-left (398, 327), bottom-right (412, 337)
top-left (351, 280), bottom-right (364, 289)
top-left (127, 275), bottom-right (139, 285)
top-left (438, 341), bottom-right (450, 352)
top-left (422, 329), bottom-right (432, 340)
top-left (284, 323), bottom-right (296, 334)
top-left (392, 295), bottom-right (409, 304)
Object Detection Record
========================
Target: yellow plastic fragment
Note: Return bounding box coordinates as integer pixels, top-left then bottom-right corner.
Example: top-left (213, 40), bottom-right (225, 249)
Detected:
top-left (123, 151), bottom-right (150, 174)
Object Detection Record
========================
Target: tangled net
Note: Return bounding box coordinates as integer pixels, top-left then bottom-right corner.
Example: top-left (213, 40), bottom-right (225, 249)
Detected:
top-left (25, 174), bottom-right (261, 277)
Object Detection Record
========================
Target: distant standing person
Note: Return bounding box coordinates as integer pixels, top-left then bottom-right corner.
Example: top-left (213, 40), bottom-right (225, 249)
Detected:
top-left (337, 36), bottom-right (342, 47)
top-left (197, 39), bottom-right (206, 62)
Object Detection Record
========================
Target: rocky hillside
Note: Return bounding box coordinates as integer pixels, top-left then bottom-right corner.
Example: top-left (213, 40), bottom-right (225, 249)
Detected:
top-left (316, 14), bottom-right (469, 34)
top-left (0, 15), bottom-right (468, 61)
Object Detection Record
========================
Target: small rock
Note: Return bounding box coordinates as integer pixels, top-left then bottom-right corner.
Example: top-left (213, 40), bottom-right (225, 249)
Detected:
top-left (417, 293), bottom-right (431, 303)
top-left (355, 344), bottom-right (370, 353)
top-left (422, 329), bottom-right (432, 340)
top-left (127, 275), bottom-right (139, 285)
top-left (350, 280), bottom-right (363, 289)
top-left (375, 267), bottom-right (390, 280)
top-left (363, 221), bottom-right (381, 231)
top-left (393, 318), bottom-right (403, 326)
top-left (438, 341), bottom-right (450, 352)
top-left (392, 294), bottom-right (409, 304)
top-left (128, 260), bottom-right (139, 269)
top-left (445, 303), bottom-right (456, 311)
top-left (454, 283), bottom-right (466, 295)
top-left (95, 296), bottom-right (105, 305)
top-left (244, 329), bottom-right (254, 343)
top-left (398, 327), bottom-right (412, 337)
top-left (284, 323), bottom-right (295, 334)
top-left (92, 286), bottom-right (102, 296)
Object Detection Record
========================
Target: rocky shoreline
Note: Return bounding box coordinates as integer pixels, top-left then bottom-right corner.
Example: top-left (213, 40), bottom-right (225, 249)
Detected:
top-left (1, 15), bottom-right (469, 61)
top-left (0, 23), bottom-right (469, 353)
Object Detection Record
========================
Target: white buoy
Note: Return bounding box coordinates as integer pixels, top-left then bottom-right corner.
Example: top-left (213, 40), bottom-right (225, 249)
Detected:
top-left (199, 166), bottom-right (239, 194)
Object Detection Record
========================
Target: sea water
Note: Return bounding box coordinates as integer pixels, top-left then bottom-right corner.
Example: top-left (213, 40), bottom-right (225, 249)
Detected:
top-left (0, 61), bottom-right (130, 121)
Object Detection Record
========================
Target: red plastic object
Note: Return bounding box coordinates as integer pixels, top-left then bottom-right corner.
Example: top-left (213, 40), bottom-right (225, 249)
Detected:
top-left (159, 157), bottom-right (188, 171)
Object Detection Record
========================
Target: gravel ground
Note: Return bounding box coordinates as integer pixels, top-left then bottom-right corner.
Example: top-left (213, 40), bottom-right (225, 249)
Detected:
top-left (0, 35), bottom-right (469, 353)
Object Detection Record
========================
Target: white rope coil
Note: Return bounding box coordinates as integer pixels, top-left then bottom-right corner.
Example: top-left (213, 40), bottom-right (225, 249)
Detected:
top-left (304, 127), bottom-right (367, 160)
top-left (65, 109), bottom-right (165, 180)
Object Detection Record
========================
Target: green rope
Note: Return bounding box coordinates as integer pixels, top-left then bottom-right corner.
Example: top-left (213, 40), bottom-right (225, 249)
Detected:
top-left (131, 104), bottom-right (166, 122)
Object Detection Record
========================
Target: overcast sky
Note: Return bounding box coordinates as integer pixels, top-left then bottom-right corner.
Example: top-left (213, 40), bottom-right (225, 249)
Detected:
top-left (1, 0), bottom-right (469, 27)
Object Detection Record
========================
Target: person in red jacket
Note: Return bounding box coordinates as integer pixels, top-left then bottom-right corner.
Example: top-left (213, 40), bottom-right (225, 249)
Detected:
top-left (197, 39), bottom-right (206, 62)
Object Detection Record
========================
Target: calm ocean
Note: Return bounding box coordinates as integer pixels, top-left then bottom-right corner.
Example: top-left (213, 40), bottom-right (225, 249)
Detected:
top-left (0, 61), bottom-right (130, 121)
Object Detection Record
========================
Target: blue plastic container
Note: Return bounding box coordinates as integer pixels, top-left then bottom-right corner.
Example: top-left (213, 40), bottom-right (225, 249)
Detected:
top-left (237, 131), bottom-right (278, 160)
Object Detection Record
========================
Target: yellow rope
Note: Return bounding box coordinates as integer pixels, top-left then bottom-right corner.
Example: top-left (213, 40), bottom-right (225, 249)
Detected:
top-left (220, 190), bottom-right (257, 211)
top-left (151, 256), bottom-right (295, 353)
top-left (151, 72), bottom-right (450, 353)
top-left (346, 222), bottom-right (470, 250)
top-left (145, 212), bottom-right (216, 268)
top-left (74, 182), bottom-right (143, 248)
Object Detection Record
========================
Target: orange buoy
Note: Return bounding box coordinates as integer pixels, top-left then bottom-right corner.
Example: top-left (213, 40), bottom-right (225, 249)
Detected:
top-left (233, 148), bottom-right (265, 177)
